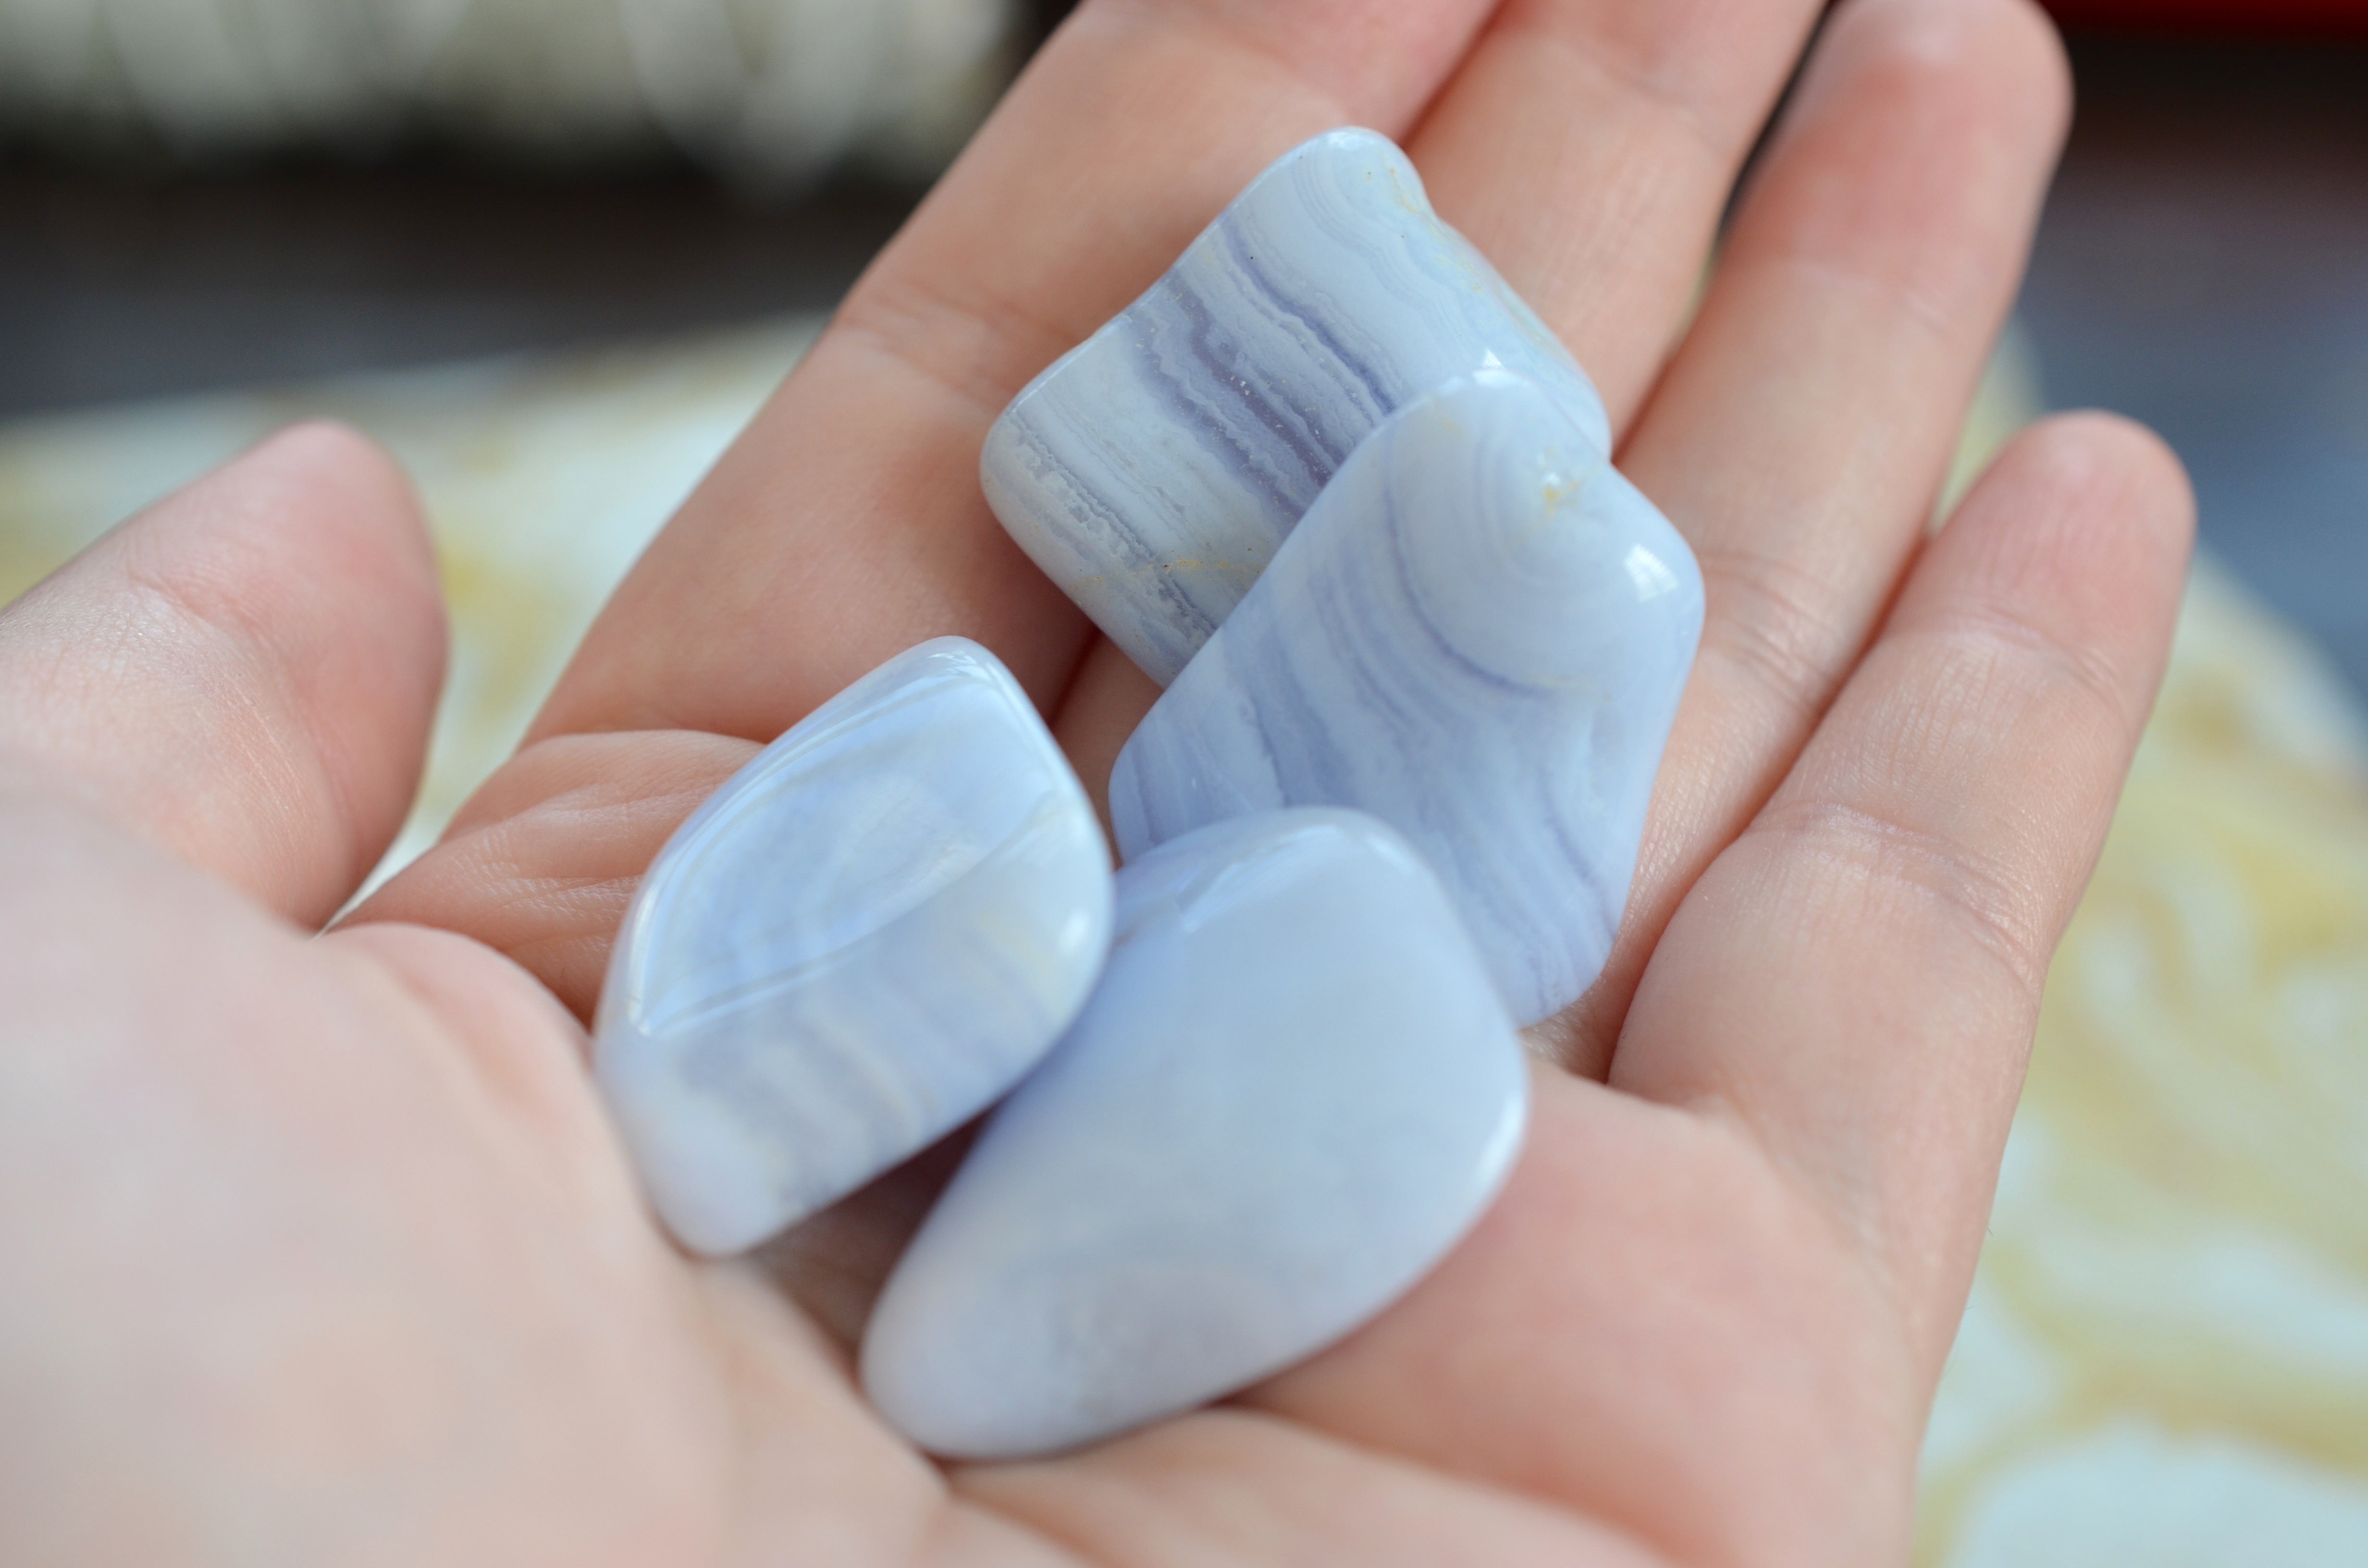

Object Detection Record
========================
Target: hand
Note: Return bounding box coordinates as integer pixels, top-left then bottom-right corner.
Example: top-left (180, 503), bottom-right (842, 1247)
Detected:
top-left (0, 0), bottom-right (2192, 1562)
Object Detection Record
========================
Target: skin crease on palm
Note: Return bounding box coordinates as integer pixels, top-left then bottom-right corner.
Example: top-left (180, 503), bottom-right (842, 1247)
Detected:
top-left (0, 0), bottom-right (2198, 1562)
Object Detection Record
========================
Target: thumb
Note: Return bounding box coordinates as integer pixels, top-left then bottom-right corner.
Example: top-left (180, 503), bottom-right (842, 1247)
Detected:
top-left (0, 422), bottom-right (447, 926)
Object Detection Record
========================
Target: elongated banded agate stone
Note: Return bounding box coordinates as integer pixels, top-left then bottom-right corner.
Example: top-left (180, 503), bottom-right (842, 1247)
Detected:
top-left (862, 809), bottom-right (1528, 1459)
top-left (594, 638), bottom-right (1113, 1257)
top-left (982, 127), bottom-right (1611, 686)
top-left (1108, 372), bottom-right (1703, 1026)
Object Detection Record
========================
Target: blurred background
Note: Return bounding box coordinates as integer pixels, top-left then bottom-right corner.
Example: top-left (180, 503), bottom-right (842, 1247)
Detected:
top-left (2, 2), bottom-right (2366, 1562)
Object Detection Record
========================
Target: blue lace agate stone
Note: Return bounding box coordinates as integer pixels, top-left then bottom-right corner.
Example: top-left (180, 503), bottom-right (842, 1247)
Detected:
top-left (862, 809), bottom-right (1528, 1459)
top-left (982, 127), bottom-right (1611, 686)
top-left (1108, 373), bottom-right (1703, 1026)
top-left (594, 638), bottom-right (1112, 1257)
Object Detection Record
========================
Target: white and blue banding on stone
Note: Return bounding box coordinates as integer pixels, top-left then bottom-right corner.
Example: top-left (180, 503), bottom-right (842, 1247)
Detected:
top-left (593, 638), bottom-right (1113, 1257)
top-left (982, 127), bottom-right (1614, 687)
top-left (1109, 372), bottom-right (1703, 1027)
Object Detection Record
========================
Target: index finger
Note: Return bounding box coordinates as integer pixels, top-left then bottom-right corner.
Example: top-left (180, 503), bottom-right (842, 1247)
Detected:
top-left (530, 0), bottom-right (1501, 745)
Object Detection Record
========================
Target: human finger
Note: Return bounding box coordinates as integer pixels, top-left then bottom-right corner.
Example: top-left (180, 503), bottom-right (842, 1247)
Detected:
top-left (0, 424), bottom-right (445, 927)
top-left (1548, 0), bottom-right (2075, 1073)
top-left (1048, 0), bottom-right (1842, 795)
top-left (1235, 416), bottom-right (2186, 1565)
top-left (1611, 412), bottom-right (2193, 1362)
top-left (1405, 0), bottom-right (1825, 429)
top-left (532, 0), bottom-right (1504, 745)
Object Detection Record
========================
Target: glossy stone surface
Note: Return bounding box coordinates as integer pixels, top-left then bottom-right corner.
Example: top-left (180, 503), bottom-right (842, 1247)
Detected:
top-left (982, 127), bottom-right (1610, 686)
top-left (1109, 372), bottom-right (1703, 1026)
top-left (594, 637), bottom-right (1113, 1257)
top-left (862, 809), bottom-right (1529, 1459)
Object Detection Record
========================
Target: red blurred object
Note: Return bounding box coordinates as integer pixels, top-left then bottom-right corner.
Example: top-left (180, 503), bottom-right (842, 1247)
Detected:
top-left (2042, 0), bottom-right (2368, 32)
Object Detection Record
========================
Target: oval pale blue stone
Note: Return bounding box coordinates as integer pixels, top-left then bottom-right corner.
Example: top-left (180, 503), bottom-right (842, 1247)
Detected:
top-left (862, 808), bottom-right (1529, 1459)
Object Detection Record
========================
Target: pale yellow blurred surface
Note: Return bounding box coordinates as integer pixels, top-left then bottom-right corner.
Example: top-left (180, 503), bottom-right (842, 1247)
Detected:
top-left (0, 318), bottom-right (819, 884)
top-left (1, 327), bottom-right (2363, 1557)
top-left (1917, 347), bottom-right (2368, 1565)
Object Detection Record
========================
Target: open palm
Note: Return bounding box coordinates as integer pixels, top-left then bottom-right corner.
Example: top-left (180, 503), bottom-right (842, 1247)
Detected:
top-left (0, 0), bottom-right (2194, 1562)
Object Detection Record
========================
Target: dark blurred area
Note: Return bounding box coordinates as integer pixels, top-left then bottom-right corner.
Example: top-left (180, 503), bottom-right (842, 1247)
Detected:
top-left (2022, 33), bottom-right (2368, 692)
top-left (0, 163), bottom-right (917, 414)
top-left (2, 11), bottom-right (2365, 687)
top-left (0, 0), bottom-right (1069, 416)
top-left (2045, 0), bottom-right (2368, 30)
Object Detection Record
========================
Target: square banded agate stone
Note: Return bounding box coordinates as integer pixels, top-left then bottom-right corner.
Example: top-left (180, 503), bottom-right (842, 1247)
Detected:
top-left (594, 638), bottom-right (1113, 1256)
top-left (1109, 372), bottom-right (1703, 1027)
top-left (982, 127), bottom-right (1612, 686)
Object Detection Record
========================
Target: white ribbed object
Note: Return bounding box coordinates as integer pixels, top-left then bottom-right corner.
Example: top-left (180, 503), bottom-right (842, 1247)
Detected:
top-left (0, 0), bottom-right (1015, 184)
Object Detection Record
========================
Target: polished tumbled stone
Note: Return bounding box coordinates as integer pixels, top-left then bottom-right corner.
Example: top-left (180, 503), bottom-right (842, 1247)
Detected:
top-left (594, 637), bottom-right (1113, 1257)
top-left (982, 126), bottom-right (1611, 686)
top-left (862, 809), bottom-right (1529, 1459)
top-left (1109, 372), bottom-right (1703, 1027)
